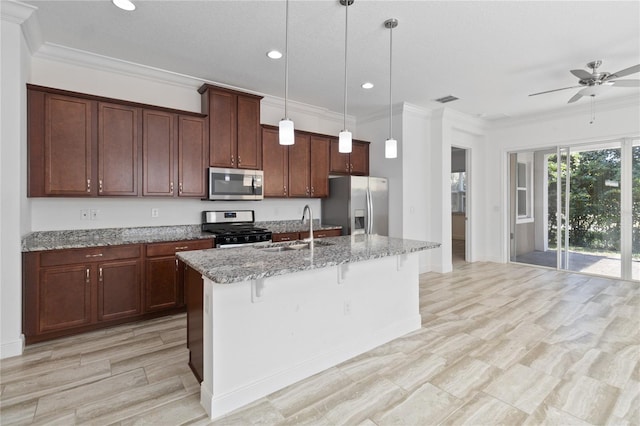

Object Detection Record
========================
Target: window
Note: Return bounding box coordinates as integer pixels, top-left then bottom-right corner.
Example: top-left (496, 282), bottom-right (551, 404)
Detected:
top-left (516, 161), bottom-right (533, 223)
top-left (451, 172), bottom-right (466, 213)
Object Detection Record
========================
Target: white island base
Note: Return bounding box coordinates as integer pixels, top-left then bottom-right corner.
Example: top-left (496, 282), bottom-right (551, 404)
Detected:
top-left (200, 253), bottom-right (421, 420)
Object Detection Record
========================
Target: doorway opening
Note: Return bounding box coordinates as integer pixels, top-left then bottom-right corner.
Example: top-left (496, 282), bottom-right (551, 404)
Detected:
top-left (451, 146), bottom-right (467, 265)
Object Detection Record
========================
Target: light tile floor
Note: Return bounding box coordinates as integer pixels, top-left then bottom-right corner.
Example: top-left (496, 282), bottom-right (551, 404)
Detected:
top-left (1, 262), bottom-right (638, 425)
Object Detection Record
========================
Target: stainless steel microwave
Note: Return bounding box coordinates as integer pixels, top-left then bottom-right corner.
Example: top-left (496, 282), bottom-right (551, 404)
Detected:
top-left (208, 168), bottom-right (264, 200)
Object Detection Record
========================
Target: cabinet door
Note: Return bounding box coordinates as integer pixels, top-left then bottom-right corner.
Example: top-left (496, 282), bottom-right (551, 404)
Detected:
top-left (42, 94), bottom-right (94, 196)
top-left (262, 127), bottom-right (288, 197)
top-left (97, 259), bottom-right (142, 322)
top-left (38, 265), bottom-right (92, 332)
top-left (209, 90), bottom-right (236, 168)
top-left (236, 95), bottom-right (261, 170)
top-left (272, 232), bottom-right (300, 242)
top-left (145, 256), bottom-right (178, 312)
top-left (143, 110), bottom-right (175, 196)
top-left (329, 139), bottom-right (350, 175)
top-left (98, 103), bottom-right (140, 196)
top-left (178, 116), bottom-right (207, 197)
top-left (185, 263), bottom-right (204, 383)
top-left (288, 133), bottom-right (311, 197)
top-left (350, 141), bottom-right (370, 176)
top-left (310, 135), bottom-right (330, 197)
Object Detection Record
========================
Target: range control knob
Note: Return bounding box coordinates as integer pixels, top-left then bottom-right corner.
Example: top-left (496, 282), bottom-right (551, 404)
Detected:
top-left (232, 237), bottom-right (238, 243)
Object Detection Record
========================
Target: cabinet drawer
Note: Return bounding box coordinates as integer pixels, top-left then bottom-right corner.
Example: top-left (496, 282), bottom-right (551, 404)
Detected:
top-left (272, 232), bottom-right (299, 243)
top-left (40, 245), bottom-right (142, 267)
top-left (146, 239), bottom-right (213, 257)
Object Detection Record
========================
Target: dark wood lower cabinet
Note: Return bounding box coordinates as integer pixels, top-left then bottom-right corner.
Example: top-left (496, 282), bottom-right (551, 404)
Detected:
top-left (23, 239), bottom-right (213, 344)
top-left (184, 262), bottom-right (204, 383)
top-left (98, 260), bottom-right (142, 322)
top-left (38, 264), bottom-right (92, 333)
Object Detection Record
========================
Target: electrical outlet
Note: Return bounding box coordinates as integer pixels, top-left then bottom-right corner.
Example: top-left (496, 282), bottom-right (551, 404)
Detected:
top-left (90, 209), bottom-right (100, 220)
top-left (151, 208), bottom-right (159, 218)
top-left (343, 300), bottom-right (352, 316)
top-left (80, 209), bottom-right (89, 220)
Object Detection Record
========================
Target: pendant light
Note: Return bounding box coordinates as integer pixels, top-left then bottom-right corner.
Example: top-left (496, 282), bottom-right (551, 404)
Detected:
top-left (279, 0), bottom-right (295, 145)
top-left (338, 0), bottom-right (353, 153)
top-left (384, 18), bottom-right (398, 159)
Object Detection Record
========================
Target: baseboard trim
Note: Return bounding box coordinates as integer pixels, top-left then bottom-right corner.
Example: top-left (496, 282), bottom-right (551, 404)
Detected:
top-left (0, 334), bottom-right (25, 359)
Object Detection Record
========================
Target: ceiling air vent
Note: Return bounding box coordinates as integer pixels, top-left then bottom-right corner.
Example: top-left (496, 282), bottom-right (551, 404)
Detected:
top-left (435, 95), bottom-right (459, 104)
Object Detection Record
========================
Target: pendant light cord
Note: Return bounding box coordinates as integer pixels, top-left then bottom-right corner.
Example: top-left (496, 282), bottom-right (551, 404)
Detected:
top-left (284, 0), bottom-right (290, 119)
top-left (343, 0), bottom-right (348, 130)
top-left (388, 23), bottom-right (393, 139)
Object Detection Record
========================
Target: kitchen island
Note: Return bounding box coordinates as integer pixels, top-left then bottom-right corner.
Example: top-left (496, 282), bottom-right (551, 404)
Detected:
top-left (177, 234), bottom-right (440, 420)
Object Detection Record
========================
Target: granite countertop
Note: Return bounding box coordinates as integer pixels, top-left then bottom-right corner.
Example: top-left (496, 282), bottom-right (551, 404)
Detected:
top-left (21, 225), bottom-right (214, 252)
top-left (177, 235), bottom-right (440, 284)
top-left (21, 220), bottom-right (342, 252)
top-left (257, 220), bottom-right (341, 234)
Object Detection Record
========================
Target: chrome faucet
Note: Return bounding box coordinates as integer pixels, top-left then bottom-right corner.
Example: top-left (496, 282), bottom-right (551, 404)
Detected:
top-left (301, 204), bottom-right (313, 244)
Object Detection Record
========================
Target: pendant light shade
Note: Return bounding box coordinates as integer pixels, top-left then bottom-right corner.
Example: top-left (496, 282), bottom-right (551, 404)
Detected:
top-left (385, 138), bottom-right (397, 158)
top-left (279, 119), bottom-right (295, 145)
top-left (338, 0), bottom-right (353, 154)
top-left (384, 18), bottom-right (398, 159)
top-left (279, 0), bottom-right (295, 145)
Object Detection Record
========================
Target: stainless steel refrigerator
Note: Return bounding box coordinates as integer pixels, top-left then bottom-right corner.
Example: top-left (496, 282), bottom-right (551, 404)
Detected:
top-left (321, 176), bottom-right (389, 236)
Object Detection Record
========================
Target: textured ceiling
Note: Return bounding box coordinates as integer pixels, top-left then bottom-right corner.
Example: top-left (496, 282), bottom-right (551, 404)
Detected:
top-left (22, 0), bottom-right (640, 120)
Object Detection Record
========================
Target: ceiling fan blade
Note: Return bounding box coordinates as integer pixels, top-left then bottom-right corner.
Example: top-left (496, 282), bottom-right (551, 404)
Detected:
top-left (567, 92), bottom-right (584, 103)
top-left (608, 64), bottom-right (640, 79)
top-left (570, 69), bottom-right (592, 80)
top-left (529, 85), bottom-right (582, 96)
top-left (611, 79), bottom-right (640, 87)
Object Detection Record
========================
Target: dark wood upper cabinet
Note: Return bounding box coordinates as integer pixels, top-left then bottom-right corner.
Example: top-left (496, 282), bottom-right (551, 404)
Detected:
top-left (262, 126), bottom-right (288, 197)
top-left (329, 139), bottom-right (369, 176)
top-left (288, 133), bottom-right (311, 197)
top-left (178, 115), bottom-right (208, 197)
top-left (143, 109), bottom-right (174, 196)
top-left (98, 102), bottom-right (140, 196)
top-left (199, 84), bottom-right (262, 170)
top-left (27, 85), bottom-right (207, 198)
top-left (28, 91), bottom-right (95, 196)
top-left (310, 135), bottom-right (330, 198)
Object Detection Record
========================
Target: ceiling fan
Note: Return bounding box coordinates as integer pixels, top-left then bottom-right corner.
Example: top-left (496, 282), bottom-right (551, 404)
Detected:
top-left (529, 60), bottom-right (640, 103)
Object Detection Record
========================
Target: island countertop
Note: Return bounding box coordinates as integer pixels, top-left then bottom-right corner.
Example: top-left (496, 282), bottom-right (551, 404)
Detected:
top-left (177, 235), bottom-right (440, 284)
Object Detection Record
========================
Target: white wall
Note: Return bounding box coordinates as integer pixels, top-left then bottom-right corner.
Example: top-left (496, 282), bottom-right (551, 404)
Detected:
top-left (485, 96), bottom-right (640, 263)
top-left (1, 1), bottom-right (35, 359)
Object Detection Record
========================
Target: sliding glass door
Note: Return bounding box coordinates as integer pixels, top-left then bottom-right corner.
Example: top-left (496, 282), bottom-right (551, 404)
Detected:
top-left (509, 139), bottom-right (637, 281)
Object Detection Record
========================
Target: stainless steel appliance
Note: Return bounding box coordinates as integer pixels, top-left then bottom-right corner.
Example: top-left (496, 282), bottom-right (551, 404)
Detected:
top-left (202, 210), bottom-right (272, 248)
top-left (321, 176), bottom-right (389, 236)
top-left (208, 168), bottom-right (264, 200)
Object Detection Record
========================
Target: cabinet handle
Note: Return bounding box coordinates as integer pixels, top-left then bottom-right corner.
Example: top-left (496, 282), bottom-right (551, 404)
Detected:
top-left (306, 186), bottom-right (309, 195)
top-left (175, 258), bottom-right (179, 271)
top-left (179, 182), bottom-right (183, 195)
top-left (283, 185), bottom-right (287, 195)
top-left (281, 237), bottom-right (291, 241)
top-left (170, 182), bottom-right (174, 193)
top-left (231, 155), bottom-right (235, 166)
top-left (346, 162), bottom-right (349, 172)
top-left (85, 253), bottom-right (103, 258)
top-left (86, 268), bottom-right (90, 283)
top-left (317, 233), bottom-right (327, 238)
top-left (87, 179), bottom-right (91, 193)
top-left (311, 186), bottom-right (315, 196)
top-left (350, 164), bottom-right (353, 173)
top-left (99, 179), bottom-right (103, 193)
top-left (99, 267), bottom-right (103, 281)
top-left (237, 156), bottom-right (241, 165)
top-left (175, 246), bottom-right (189, 250)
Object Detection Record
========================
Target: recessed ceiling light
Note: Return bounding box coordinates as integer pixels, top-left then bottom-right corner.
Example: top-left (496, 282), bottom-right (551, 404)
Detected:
top-left (267, 50), bottom-right (283, 59)
top-left (361, 82), bottom-right (374, 89)
top-left (112, 0), bottom-right (135, 11)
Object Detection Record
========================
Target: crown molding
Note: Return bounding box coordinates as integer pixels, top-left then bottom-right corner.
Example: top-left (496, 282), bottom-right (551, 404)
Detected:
top-left (261, 95), bottom-right (353, 126)
top-left (0, 0), bottom-right (36, 24)
top-left (491, 93), bottom-right (640, 129)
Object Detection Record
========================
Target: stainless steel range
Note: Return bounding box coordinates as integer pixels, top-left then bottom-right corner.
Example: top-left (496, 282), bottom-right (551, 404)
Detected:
top-left (201, 210), bottom-right (272, 248)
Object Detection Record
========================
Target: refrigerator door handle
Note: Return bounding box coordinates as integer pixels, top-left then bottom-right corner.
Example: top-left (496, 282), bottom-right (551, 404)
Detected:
top-left (367, 186), bottom-right (373, 234)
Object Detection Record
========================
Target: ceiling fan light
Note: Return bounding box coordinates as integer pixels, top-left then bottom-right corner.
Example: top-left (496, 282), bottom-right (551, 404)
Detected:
top-left (279, 119), bottom-right (295, 145)
top-left (112, 0), bottom-right (135, 11)
top-left (339, 130), bottom-right (352, 153)
top-left (385, 138), bottom-right (397, 159)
